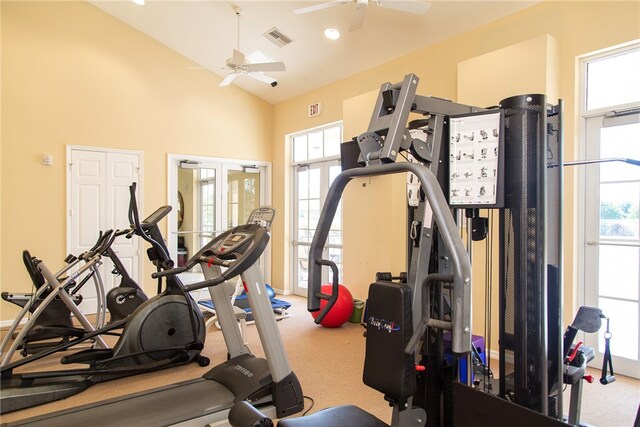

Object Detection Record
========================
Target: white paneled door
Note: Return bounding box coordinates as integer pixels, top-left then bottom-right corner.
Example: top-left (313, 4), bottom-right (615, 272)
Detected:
top-left (68, 147), bottom-right (142, 314)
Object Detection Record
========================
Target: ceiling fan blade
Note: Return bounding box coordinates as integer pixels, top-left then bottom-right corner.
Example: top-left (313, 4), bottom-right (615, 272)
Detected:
top-left (246, 62), bottom-right (286, 72)
top-left (247, 72), bottom-right (277, 85)
top-left (378, 0), bottom-right (431, 15)
top-left (232, 49), bottom-right (245, 66)
top-left (348, 6), bottom-right (366, 32)
top-left (219, 73), bottom-right (238, 87)
top-left (294, 0), bottom-right (349, 15)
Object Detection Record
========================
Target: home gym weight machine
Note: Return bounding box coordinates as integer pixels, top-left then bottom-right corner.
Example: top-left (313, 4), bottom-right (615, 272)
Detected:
top-left (229, 73), bottom-right (596, 427)
top-left (4, 206), bottom-right (304, 427)
top-left (1, 183), bottom-right (208, 414)
top-left (230, 73), bottom-right (481, 427)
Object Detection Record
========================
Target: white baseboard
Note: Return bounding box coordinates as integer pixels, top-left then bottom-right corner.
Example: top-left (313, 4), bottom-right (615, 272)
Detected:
top-left (1, 318), bottom-right (26, 329)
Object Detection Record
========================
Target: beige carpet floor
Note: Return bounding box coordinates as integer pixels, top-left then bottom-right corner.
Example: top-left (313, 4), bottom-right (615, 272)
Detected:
top-left (1, 295), bottom-right (638, 426)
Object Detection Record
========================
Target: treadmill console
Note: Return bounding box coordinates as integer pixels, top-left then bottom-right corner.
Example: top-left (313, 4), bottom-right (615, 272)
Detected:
top-left (206, 207), bottom-right (275, 257)
top-left (246, 207), bottom-right (276, 231)
top-left (214, 232), bottom-right (253, 255)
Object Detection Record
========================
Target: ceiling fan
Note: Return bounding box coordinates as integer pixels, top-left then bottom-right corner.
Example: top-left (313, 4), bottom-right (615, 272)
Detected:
top-left (219, 5), bottom-right (286, 87)
top-left (294, 0), bottom-right (431, 32)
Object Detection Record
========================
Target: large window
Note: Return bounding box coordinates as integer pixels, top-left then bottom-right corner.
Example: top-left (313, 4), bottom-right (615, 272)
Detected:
top-left (580, 43), bottom-right (640, 378)
top-left (291, 123), bottom-right (343, 297)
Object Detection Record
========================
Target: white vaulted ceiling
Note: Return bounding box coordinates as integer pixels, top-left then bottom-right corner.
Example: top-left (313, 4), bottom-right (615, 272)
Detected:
top-left (90, 1), bottom-right (539, 104)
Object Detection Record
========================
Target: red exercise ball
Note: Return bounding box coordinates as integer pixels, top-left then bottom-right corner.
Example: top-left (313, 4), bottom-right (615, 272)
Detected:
top-left (311, 284), bottom-right (354, 328)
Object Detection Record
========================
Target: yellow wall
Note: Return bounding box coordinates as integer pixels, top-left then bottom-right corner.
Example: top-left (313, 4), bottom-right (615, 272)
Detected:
top-left (2, 1), bottom-right (639, 325)
top-left (457, 34), bottom-right (560, 343)
top-left (458, 34), bottom-right (560, 106)
top-left (0, 1), bottom-right (273, 321)
top-left (341, 90), bottom-right (408, 300)
top-left (271, 1), bottom-right (640, 330)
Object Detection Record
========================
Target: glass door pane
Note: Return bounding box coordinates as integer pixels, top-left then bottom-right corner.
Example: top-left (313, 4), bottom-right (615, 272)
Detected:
top-left (199, 167), bottom-right (217, 251)
top-left (223, 164), bottom-right (269, 283)
top-left (290, 123), bottom-right (343, 297)
top-left (585, 115), bottom-right (640, 378)
top-left (226, 168), bottom-right (261, 228)
top-left (293, 165), bottom-right (321, 295)
top-left (293, 161), bottom-right (343, 296)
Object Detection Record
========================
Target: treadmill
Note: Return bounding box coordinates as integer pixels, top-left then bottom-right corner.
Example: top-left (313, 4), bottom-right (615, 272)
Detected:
top-left (4, 207), bottom-right (303, 427)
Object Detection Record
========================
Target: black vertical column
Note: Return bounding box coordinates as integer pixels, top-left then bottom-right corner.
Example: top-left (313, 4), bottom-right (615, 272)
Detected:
top-left (499, 94), bottom-right (561, 416)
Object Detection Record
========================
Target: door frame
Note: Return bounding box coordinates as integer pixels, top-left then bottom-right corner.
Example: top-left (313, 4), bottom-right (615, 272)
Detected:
top-left (167, 154), bottom-right (272, 283)
top-left (66, 145), bottom-right (145, 289)
top-left (291, 159), bottom-right (342, 297)
top-left (576, 43), bottom-right (640, 378)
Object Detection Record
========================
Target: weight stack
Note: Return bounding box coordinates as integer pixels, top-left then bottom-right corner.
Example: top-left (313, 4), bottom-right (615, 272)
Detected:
top-left (498, 94), bottom-right (563, 418)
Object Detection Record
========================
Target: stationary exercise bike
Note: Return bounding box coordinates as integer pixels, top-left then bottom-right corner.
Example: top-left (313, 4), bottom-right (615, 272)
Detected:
top-left (0, 183), bottom-right (208, 414)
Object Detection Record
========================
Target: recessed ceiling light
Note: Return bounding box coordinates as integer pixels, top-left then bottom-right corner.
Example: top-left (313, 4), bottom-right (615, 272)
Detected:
top-left (131, 0), bottom-right (145, 5)
top-left (324, 28), bottom-right (341, 40)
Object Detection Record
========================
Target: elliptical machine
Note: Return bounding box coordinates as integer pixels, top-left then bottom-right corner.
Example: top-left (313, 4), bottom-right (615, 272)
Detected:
top-left (1, 226), bottom-right (149, 358)
top-left (0, 232), bottom-right (116, 363)
top-left (1, 235), bottom-right (110, 358)
top-left (0, 183), bottom-right (208, 414)
top-left (4, 206), bottom-right (303, 427)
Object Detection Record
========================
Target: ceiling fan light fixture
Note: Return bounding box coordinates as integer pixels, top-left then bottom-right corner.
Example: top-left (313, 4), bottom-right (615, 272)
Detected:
top-left (324, 28), bottom-right (341, 40)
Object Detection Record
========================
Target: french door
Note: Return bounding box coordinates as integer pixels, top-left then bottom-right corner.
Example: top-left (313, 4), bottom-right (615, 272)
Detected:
top-left (580, 44), bottom-right (640, 378)
top-left (292, 160), bottom-right (342, 296)
top-left (583, 112), bottom-right (640, 378)
top-left (167, 155), bottom-right (270, 282)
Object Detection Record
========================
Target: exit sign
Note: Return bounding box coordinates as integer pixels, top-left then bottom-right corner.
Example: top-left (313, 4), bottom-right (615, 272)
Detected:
top-left (308, 103), bottom-right (322, 117)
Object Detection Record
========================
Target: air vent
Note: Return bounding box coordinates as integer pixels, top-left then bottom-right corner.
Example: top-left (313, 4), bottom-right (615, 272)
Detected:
top-left (263, 27), bottom-right (293, 48)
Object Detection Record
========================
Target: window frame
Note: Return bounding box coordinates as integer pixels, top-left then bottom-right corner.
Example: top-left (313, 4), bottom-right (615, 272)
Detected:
top-left (577, 41), bottom-right (640, 378)
top-left (289, 122), bottom-right (343, 297)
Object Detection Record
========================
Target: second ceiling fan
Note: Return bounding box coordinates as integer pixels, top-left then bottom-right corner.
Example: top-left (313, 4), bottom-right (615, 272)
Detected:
top-left (294, 0), bottom-right (431, 32)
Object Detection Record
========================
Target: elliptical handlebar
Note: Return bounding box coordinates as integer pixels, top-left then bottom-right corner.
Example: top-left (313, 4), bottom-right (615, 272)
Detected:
top-left (128, 183), bottom-right (173, 270)
top-left (152, 266), bottom-right (189, 278)
top-left (80, 230), bottom-right (115, 260)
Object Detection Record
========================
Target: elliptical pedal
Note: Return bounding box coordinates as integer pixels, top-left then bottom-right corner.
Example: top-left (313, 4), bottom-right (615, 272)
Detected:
top-left (61, 349), bottom-right (114, 365)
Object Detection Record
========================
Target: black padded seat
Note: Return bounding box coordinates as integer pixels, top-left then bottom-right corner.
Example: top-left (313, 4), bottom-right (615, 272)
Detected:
top-left (278, 405), bottom-right (388, 427)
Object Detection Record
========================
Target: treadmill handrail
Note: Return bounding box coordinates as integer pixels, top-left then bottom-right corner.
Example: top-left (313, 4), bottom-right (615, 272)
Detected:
top-left (307, 162), bottom-right (472, 355)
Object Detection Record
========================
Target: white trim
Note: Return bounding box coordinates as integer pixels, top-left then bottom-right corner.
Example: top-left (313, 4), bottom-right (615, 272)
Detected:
top-left (66, 145), bottom-right (144, 283)
top-left (291, 155), bottom-right (340, 168)
top-left (1, 318), bottom-right (26, 329)
top-left (288, 120), bottom-right (343, 139)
